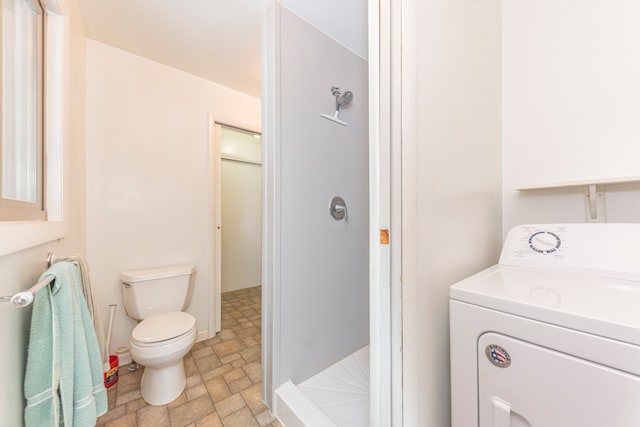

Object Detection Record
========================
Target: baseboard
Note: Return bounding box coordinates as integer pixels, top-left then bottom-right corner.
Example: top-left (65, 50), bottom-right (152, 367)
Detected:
top-left (222, 283), bottom-right (262, 293)
top-left (196, 329), bottom-right (210, 342)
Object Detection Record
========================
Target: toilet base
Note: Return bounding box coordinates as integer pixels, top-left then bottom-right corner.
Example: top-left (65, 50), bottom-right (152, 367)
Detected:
top-left (140, 359), bottom-right (186, 406)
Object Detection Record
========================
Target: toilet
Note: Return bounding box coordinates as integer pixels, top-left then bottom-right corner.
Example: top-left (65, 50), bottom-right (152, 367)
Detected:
top-left (121, 264), bottom-right (197, 406)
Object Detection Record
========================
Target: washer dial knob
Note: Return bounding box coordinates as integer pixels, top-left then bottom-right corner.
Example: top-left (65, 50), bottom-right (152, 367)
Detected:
top-left (528, 231), bottom-right (561, 254)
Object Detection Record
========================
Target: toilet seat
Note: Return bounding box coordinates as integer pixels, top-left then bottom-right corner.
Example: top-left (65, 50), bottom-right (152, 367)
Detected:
top-left (132, 311), bottom-right (196, 347)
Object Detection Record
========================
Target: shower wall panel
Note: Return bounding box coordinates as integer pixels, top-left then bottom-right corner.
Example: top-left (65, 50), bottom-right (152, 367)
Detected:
top-left (276, 6), bottom-right (369, 387)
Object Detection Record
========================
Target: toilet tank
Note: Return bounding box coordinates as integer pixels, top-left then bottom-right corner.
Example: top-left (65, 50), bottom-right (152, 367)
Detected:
top-left (121, 264), bottom-right (197, 320)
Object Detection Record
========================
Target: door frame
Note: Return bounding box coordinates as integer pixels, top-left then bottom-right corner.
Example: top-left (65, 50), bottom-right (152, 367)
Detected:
top-left (206, 116), bottom-right (262, 338)
top-left (369, 0), bottom-right (403, 424)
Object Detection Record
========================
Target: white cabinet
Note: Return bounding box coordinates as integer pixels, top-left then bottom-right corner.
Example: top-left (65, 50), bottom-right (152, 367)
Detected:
top-left (504, 0), bottom-right (640, 190)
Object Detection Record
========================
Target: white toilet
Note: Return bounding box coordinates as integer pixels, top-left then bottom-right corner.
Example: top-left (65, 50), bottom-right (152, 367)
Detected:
top-left (121, 264), bottom-right (197, 406)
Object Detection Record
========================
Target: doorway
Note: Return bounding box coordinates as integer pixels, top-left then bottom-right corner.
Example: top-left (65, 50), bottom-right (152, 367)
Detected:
top-left (220, 125), bottom-right (262, 295)
top-left (208, 120), bottom-right (262, 337)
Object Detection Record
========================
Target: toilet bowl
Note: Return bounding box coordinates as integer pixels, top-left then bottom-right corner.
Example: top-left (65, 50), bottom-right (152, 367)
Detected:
top-left (129, 311), bottom-right (197, 405)
top-left (120, 264), bottom-right (197, 406)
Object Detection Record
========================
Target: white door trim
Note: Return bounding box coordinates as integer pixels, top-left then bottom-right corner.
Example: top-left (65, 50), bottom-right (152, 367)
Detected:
top-left (370, 0), bottom-right (402, 425)
top-left (388, 0), bottom-right (404, 424)
top-left (207, 116), bottom-right (222, 337)
top-left (399, 0), bottom-right (419, 423)
top-left (261, 0), bottom-right (280, 408)
top-left (368, 0), bottom-right (391, 425)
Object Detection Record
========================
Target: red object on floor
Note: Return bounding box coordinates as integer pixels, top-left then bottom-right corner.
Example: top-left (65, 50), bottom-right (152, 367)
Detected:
top-left (104, 355), bottom-right (119, 388)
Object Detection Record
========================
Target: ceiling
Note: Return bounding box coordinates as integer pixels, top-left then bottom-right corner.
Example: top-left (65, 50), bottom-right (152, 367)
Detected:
top-left (79, 0), bottom-right (268, 98)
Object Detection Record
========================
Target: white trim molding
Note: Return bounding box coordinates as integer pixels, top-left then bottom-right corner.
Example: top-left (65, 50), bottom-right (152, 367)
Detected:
top-left (0, 1), bottom-right (68, 256)
top-left (261, 0), bottom-right (281, 409)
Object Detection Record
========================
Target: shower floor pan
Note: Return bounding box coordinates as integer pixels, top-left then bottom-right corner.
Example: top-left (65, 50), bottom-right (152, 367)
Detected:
top-left (274, 345), bottom-right (370, 427)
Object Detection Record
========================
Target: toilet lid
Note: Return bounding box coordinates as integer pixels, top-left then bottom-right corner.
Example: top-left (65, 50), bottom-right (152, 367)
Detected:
top-left (132, 312), bottom-right (196, 344)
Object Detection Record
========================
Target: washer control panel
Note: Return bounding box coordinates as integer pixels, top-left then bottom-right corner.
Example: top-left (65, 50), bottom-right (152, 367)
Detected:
top-left (498, 223), bottom-right (640, 280)
top-left (528, 231), bottom-right (561, 254)
top-left (505, 225), bottom-right (569, 260)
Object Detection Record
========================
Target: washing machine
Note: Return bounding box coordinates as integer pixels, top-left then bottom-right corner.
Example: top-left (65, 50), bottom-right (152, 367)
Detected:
top-left (450, 223), bottom-right (640, 427)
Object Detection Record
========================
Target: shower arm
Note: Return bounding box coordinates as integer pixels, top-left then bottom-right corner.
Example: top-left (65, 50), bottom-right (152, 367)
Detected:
top-left (332, 87), bottom-right (342, 113)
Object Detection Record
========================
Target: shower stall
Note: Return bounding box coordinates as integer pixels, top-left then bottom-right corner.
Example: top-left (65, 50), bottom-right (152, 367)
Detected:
top-left (262, 2), bottom-right (379, 425)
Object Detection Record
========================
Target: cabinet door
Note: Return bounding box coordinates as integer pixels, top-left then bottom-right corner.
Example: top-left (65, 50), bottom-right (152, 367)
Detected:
top-left (504, 1), bottom-right (640, 190)
top-left (478, 332), bottom-right (640, 427)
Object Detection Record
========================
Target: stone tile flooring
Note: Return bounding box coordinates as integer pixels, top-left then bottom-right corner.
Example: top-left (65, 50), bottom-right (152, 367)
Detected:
top-left (96, 286), bottom-right (280, 427)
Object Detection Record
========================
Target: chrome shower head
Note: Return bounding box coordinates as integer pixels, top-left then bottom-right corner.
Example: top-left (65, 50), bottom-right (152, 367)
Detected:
top-left (321, 86), bottom-right (354, 126)
top-left (330, 87), bottom-right (353, 108)
top-left (337, 91), bottom-right (353, 107)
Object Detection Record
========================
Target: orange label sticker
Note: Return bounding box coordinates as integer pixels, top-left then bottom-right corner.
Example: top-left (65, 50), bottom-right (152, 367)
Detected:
top-left (380, 229), bottom-right (390, 245)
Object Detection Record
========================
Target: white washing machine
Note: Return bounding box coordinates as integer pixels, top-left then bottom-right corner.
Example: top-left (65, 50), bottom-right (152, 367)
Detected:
top-left (450, 223), bottom-right (640, 427)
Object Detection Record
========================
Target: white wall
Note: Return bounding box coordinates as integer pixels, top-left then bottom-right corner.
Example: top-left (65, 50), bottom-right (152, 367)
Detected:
top-left (0, 0), bottom-right (87, 424)
top-left (279, 0), bottom-right (368, 60)
top-left (266, 4), bottom-right (369, 392)
top-left (221, 128), bottom-right (262, 292)
top-left (502, 1), bottom-right (640, 232)
top-left (402, 0), bottom-right (503, 425)
top-left (504, 0), bottom-right (640, 190)
top-left (85, 40), bottom-right (261, 354)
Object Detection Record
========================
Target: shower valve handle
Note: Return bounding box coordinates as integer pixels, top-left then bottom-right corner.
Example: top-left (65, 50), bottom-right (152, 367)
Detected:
top-left (330, 197), bottom-right (348, 221)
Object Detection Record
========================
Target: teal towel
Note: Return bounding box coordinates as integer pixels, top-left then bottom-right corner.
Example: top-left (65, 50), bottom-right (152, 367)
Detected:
top-left (24, 261), bottom-right (108, 427)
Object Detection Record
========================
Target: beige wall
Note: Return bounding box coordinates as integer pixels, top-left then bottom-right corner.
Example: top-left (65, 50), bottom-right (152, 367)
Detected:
top-left (0, 0), bottom-right (87, 424)
top-left (85, 40), bottom-right (261, 354)
top-left (402, 0), bottom-right (503, 425)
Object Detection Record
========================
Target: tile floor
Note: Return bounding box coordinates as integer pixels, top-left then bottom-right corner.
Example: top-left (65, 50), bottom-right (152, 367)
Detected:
top-left (96, 286), bottom-right (280, 427)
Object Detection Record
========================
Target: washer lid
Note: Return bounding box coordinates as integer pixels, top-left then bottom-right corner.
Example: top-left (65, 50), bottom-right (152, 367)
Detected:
top-left (132, 312), bottom-right (196, 344)
top-left (450, 264), bottom-right (640, 346)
